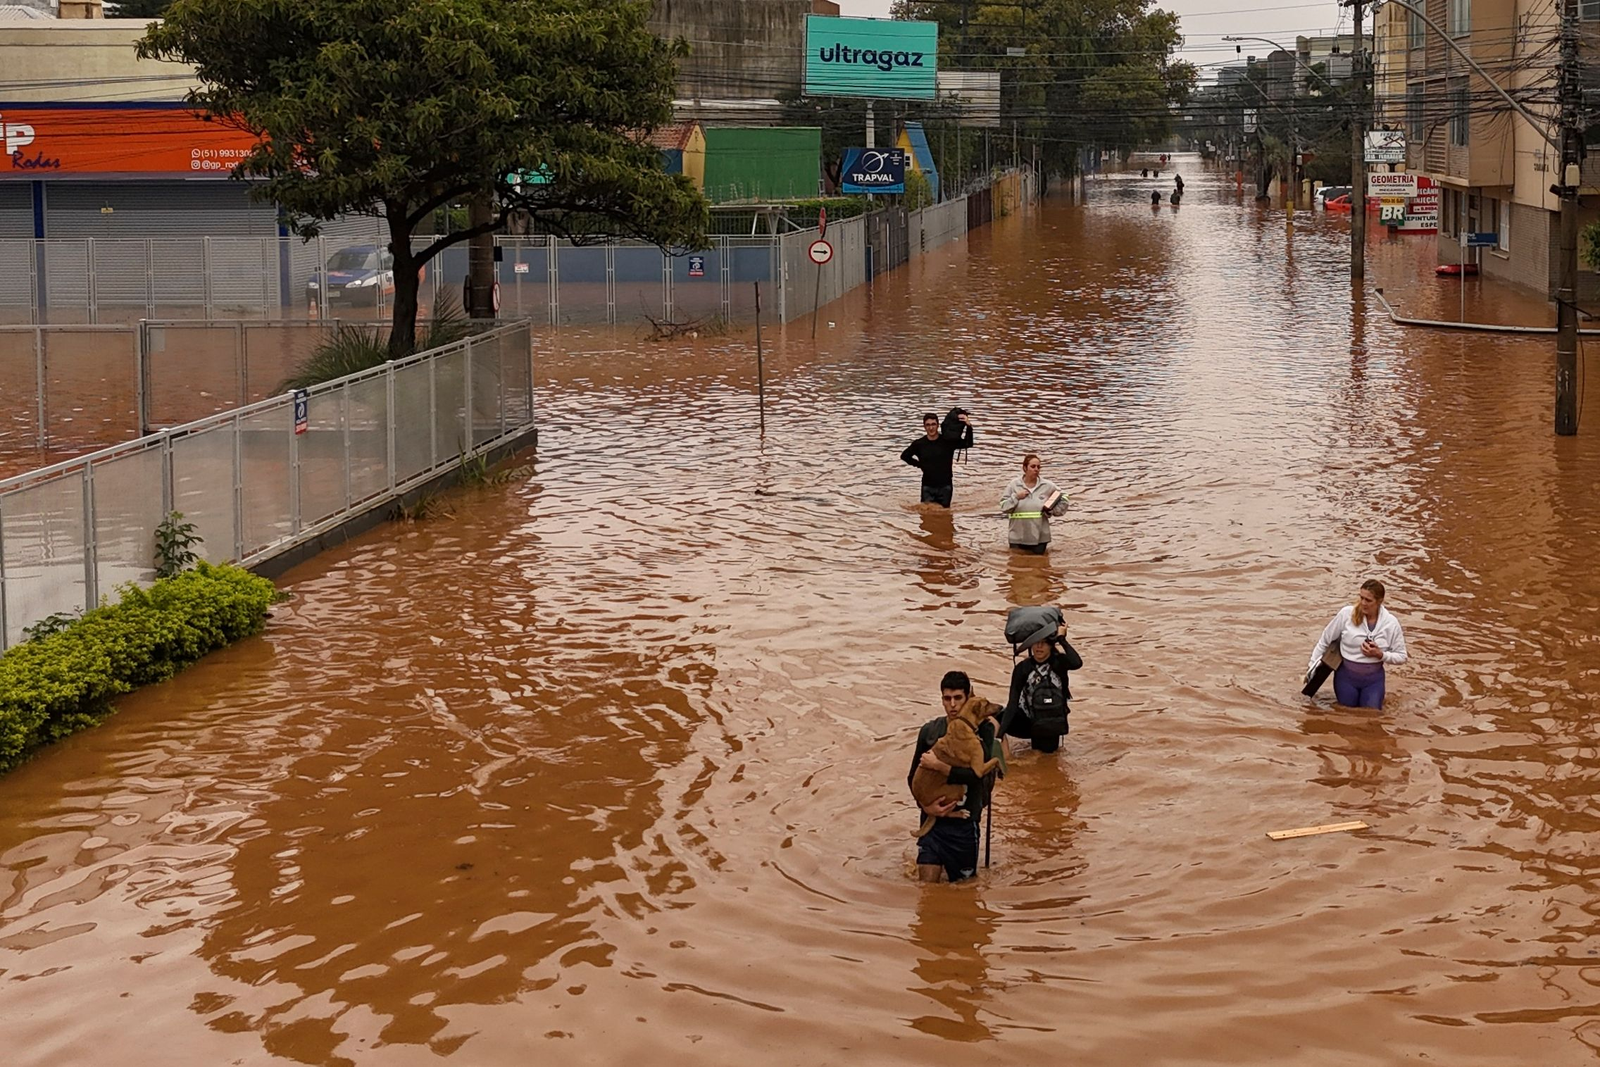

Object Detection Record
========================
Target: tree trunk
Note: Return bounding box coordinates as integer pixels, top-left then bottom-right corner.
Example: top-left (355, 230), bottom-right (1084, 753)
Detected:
top-left (386, 211), bottom-right (419, 359)
top-left (467, 196), bottom-right (496, 320)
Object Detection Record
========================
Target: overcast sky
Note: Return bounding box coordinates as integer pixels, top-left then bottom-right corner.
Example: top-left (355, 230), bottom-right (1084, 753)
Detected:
top-left (835, 0), bottom-right (1358, 81)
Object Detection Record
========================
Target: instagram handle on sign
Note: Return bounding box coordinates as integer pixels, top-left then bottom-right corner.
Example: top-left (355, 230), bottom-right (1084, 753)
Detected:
top-left (191, 147), bottom-right (249, 172)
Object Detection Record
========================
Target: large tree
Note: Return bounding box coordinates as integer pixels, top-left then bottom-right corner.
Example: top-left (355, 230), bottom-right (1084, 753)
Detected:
top-left (138, 0), bottom-right (708, 355)
top-left (893, 0), bottom-right (1195, 176)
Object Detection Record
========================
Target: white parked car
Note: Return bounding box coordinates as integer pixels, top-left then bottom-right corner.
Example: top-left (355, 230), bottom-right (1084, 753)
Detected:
top-left (1315, 185), bottom-right (1352, 208)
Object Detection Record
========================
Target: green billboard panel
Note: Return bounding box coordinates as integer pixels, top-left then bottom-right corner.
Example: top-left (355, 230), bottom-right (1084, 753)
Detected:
top-left (804, 15), bottom-right (938, 100)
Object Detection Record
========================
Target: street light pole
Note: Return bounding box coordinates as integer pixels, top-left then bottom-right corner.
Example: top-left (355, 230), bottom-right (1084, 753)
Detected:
top-left (1556, 0), bottom-right (1581, 435)
top-left (1350, 0), bottom-right (1367, 280)
top-left (1288, 98), bottom-right (1297, 239)
top-left (1222, 35), bottom-right (1339, 235)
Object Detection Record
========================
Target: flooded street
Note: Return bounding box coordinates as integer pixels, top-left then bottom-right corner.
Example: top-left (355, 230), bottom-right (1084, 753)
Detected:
top-left (5, 162), bottom-right (1600, 1065)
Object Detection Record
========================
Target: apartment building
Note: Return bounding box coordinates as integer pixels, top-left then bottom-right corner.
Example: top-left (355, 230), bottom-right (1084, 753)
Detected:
top-left (1375, 0), bottom-right (1600, 298)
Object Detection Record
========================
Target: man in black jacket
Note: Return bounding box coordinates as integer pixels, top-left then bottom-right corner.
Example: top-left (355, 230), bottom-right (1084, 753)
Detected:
top-left (901, 412), bottom-right (973, 507)
top-left (909, 670), bottom-right (1000, 883)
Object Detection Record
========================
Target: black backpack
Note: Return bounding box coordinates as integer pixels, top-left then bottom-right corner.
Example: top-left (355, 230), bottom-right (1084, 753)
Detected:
top-left (940, 407), bottom-right (969, 462)
top-left (1026, 662), bottom-right (1068, 734)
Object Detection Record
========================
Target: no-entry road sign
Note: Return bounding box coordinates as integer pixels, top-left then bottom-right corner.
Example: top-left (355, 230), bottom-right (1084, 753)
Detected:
top-left (808, 239), bottom-right (834, 265)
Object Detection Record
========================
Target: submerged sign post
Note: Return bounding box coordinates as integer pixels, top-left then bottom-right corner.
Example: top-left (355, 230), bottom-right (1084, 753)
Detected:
top-left (804, 15), bottom-right (938, 99)
top-left (841, 148), bottom-right (908, 194)
top-left (808, 238), bottom-right (833, 339)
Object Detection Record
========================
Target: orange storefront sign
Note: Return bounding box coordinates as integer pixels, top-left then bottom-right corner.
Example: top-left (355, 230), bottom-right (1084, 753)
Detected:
top-left (0, 105), bottom-right (262, 178)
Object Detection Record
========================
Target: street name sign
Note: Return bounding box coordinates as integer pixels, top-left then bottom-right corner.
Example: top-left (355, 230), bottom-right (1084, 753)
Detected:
top-left (1465, 232), bottom-right (1498, 248)
top-left (1364, 130), bottom-right (1406, 164)
top-left (808, 239), bottom-right (834, 265)
top-left (1367, 173), bottom-right (1416, 199)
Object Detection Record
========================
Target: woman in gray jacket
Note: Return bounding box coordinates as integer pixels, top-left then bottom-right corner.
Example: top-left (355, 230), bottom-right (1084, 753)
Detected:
top-left (1001, 453), bottom-right (1069, 553)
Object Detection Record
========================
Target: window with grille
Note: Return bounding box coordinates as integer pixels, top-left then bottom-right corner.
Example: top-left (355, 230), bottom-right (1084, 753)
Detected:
top-left (1450, 84), bottom-right (1470, 145)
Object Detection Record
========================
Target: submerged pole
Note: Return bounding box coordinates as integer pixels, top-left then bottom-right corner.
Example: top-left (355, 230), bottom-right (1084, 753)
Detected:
top-left (754, 282), bottom-right (766, 437)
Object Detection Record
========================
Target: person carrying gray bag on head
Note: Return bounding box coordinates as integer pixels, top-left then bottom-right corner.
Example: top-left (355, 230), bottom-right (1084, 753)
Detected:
top-left (1000, 606), bottom-right (1082, 753)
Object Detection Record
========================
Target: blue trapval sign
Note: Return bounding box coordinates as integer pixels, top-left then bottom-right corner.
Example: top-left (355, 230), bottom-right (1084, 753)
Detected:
top-left (840, 148), bottom-right (907, 194)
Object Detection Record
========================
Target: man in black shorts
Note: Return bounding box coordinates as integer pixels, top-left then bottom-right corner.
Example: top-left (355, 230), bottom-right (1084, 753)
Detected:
top-left (900, 411), bottom-right (972, 507)
top-left (908, 670), bottom-right (1000, 883)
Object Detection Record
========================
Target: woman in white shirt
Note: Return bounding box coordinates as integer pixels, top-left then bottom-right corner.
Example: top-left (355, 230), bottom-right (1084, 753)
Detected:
top-left (1307, 579), bottom-right (1409, 708)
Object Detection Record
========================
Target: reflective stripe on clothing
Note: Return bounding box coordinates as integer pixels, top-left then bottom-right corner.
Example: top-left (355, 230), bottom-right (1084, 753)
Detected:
top-left (1000, 475), bottom-right (1067, 546)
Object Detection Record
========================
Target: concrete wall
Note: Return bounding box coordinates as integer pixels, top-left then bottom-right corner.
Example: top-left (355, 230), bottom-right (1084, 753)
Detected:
top-left (650, 0), bottom-right (809, 123)
top-left (0, 19), bottom-right (197, 102)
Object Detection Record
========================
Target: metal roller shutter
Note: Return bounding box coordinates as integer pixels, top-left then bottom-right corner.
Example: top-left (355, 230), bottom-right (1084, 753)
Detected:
top-left (0, 186), bottom-right (34, 318)
top-left (0, 184), bottom-right (32, 238)
top-left (44, 181), bottom-right (277, 237)
top-left (45, 182), bottom-right (281, 317)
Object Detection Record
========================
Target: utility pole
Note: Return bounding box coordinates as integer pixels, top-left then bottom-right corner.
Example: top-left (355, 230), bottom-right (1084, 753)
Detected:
top-left (1349, 0), bottom-right (1367, 280)
top-left (1287, 97), bottom-right (1297, 239)
top-left (1556, 0), bottom-right (1582, 435)
top-left (1381, 0), bottom-right (1581, 435)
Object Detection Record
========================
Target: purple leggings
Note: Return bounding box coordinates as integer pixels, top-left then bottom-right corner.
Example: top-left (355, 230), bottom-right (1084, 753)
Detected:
top-left (1333, 660), bottom-right (1386, 709)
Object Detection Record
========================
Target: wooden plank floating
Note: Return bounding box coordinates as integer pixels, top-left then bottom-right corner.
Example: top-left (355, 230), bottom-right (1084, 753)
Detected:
top-left (1266, 820), bottom-right (1370, 841)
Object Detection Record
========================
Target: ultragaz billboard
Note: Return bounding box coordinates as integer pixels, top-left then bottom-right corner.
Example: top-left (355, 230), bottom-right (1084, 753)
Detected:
top-left (804, 15), bottom-right (938, 100)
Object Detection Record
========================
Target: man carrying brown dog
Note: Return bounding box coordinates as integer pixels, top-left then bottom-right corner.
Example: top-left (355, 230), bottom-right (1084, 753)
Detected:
top-left (908, 670), bottom-right (1002, 883)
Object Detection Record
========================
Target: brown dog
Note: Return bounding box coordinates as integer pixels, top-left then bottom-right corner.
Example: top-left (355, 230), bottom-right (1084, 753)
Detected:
top-left (910, 696), bottom-right (1001, 839)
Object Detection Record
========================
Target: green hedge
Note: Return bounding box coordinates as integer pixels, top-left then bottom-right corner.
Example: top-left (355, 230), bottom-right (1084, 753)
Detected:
top-left (0, 563), bottom-right (278, 773)
top-left (784, 197), bottom-right (869, 226)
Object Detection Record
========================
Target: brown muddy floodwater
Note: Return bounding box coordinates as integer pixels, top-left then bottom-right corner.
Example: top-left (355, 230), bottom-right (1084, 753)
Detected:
top-left (5, 160), bottom-right (1600, 1066)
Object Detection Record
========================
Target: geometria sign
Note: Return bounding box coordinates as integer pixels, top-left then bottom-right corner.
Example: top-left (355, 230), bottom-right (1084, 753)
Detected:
top-left (804, 15), bottom-right (938, 100)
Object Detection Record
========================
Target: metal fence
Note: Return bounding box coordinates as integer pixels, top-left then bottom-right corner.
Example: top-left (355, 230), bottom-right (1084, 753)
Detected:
top-left (0, 233), bottom-right (783, 328)
top-left (772, 195), bottom-right (981, 323)
top-left (0, 180), bottom-right (1025, 329)
top-left (0, 319), bottom-right (535, 649)
top-left (0, 319), bottom-right (347, 460)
